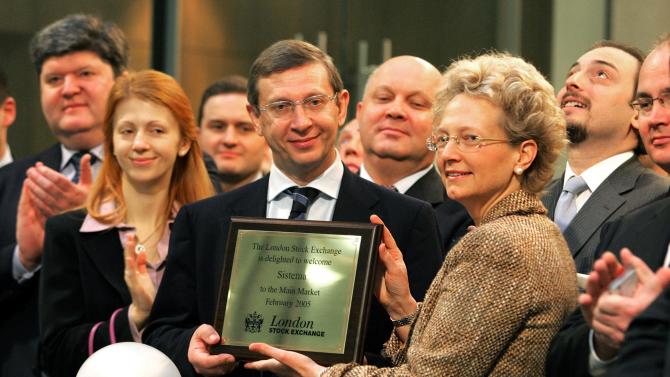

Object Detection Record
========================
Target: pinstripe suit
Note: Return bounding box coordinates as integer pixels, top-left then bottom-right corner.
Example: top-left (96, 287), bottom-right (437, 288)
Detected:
top-left (542, 156), bottom-right (669, 274)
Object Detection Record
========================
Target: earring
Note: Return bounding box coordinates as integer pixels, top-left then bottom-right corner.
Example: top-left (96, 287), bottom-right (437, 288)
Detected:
top-left (514, 167), bottom-right (523, 175)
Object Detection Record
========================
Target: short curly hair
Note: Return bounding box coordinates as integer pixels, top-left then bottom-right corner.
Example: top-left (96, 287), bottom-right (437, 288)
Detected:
top-left (434, 52), bottom-right (566, 194)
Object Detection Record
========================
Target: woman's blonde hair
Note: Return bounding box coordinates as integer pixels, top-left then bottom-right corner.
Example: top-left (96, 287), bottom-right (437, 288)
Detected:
top-left (87, 70), bottom-right (214, 224)
top-left (434, 52), bottom-right (566, 193)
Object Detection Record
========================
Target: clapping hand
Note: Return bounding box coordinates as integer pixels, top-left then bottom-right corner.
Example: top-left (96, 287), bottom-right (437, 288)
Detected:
top-left (123, 234), bottom-right (156, 330)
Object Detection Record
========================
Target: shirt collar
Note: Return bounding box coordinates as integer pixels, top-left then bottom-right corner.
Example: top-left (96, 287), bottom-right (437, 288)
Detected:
top-left (80, 201), bottom-right (179, 233)
top-left (358, 163), bottom-right (434, 194)
top-left (60, 144), bottom-right (104, 170)
top-left (0, 145), bottom-right (12, 167)
top-left (267, 152), bottom-right (344, 202)
top-left (563, 151), bottom-right (634, 192)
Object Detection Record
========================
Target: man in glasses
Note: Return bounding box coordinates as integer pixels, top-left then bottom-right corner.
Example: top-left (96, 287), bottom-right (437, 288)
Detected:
top-left (547, 37), bottom-right (670, 377)
top-left (542, 41), bottom-right (668, 275)
top-left (144, 40), bottom-right (443, 376)
top-left (356, 56), bottom-right (472, 253)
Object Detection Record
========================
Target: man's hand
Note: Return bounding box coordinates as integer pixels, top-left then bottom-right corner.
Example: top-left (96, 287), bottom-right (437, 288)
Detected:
top-left (579, 251), bottom-right (623, 326)
top-left (587, 249), bottom-right (670, 359)
top-left (188, 324), bottom-right (237, 375)
top-left (246, 343), bottom-right (325, 377)
top-left (16, 181), bottom-right (47, 270)
top-left (25, 155), bottom-right (93, 217)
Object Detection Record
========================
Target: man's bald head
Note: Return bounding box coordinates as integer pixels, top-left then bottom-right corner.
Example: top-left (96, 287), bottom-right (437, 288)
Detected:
top-left (356, 56), bottom-right (441, 184)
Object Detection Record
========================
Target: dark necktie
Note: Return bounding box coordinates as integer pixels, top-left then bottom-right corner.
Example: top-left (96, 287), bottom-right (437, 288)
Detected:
top-left (68, 151), bottom-right (97, 184)
top-left (285, 187), bottom-right (320, 220)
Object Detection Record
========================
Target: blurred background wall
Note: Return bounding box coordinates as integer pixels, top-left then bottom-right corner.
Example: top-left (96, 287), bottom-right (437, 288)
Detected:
top-left (0, 0), bottom-right (667, 160)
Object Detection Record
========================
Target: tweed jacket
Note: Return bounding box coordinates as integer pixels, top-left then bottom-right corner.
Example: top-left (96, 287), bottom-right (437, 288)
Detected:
top-left (325, 191), bottom-right (578, 377)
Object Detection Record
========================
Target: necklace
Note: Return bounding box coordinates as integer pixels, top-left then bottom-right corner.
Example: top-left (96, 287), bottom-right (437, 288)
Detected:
top-left (134, 224), bottom-right (164, 254)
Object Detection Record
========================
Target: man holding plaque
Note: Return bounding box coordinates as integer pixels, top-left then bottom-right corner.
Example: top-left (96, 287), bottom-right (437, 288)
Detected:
top-left (144, 40), bottom-right (443, 376)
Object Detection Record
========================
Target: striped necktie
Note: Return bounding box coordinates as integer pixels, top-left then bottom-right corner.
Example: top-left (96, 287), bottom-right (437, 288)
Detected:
top-left (285, 187), bottom-right (320, 220)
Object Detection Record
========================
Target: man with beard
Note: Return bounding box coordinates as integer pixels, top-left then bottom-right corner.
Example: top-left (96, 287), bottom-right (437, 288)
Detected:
top-left (356, 56), bottom-right (472, 252)
top-left (547, 35), bottom-right (670, 377)
top-left (542, 41), bottom-right (669, 274)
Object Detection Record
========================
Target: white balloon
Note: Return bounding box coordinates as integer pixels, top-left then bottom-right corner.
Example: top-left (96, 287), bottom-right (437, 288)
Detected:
top-left (77, 342), bottom-right (181, 377)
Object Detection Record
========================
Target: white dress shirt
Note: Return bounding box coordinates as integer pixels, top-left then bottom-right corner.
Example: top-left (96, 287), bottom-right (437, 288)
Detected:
top-left (266, 155), bottom-right (343, 221)
top-left (0, 145), bottom-right (12, 168)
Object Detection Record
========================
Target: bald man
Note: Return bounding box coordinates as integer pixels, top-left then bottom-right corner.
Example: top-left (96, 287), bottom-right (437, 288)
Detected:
top-left (357, 56), bottom-right (472, 252)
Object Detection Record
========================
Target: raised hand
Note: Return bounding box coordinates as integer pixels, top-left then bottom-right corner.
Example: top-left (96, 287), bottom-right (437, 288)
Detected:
top-left (188, 324), bottom-right (237, 375)
top-left (370, 215), bottom-right (417, 324)
top-left (16, 181), bottom-right (47, 270)
top-left (123, 234), bottom-right (156, 330)
top-left (25, 155), bottom-right (93, 217)
top-left (245, 343), bottom-right (324, 377)
top-left (589, 248), bottom-right (670, 359)
top-left (579, 251), bottom-right (623, 326)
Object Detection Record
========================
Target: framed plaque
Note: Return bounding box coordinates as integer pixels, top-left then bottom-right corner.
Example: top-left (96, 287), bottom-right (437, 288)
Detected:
top-left (212, 217), bottom-right (382, 365)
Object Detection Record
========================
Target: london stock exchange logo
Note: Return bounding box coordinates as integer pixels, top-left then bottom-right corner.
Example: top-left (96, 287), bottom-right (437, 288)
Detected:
top-left (244, 311), bottom-right (264, 333)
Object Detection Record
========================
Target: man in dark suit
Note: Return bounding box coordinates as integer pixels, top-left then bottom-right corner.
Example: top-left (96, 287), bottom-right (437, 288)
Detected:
top-left (143, 40), bottom-right (443, 377)
top-left (355, 56), bottom-right (472, 252)
top-left (546, 37), bottom-right (670, 377)
top-left (0, 15), bottom-right (128, 376)
top-left (542, 40), bottom-right (669, 274)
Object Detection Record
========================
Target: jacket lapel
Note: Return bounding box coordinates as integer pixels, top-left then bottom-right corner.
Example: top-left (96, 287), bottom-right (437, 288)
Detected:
top-left (333, 169), bottom-right (380, 222)
top-left (405, 168), bottom-right (447, 206)
top-left (541, 177), bottom-right (563, 220)
top-left (563, 157), bottom-right (640, 257)
top-left (81, 229), bottom-right (129, 301)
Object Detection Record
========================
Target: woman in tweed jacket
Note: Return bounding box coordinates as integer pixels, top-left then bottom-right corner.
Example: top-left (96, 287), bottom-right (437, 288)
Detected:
top-left (246, 52), bottom-right (579, 377)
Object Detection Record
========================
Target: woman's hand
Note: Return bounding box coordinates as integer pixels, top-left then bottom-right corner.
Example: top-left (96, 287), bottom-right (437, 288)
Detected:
top-left (123, 234), bottom-right (157, 329)
top-left (245, 343), bottom-right (325, 377)
top-left (370, 215), bottom-right (417, 321)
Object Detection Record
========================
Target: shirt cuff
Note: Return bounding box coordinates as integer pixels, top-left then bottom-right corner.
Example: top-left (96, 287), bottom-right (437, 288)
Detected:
top-left (12, 245), bottom-right (41, 283)
top-left (588, 329), bottom-right (617, 376)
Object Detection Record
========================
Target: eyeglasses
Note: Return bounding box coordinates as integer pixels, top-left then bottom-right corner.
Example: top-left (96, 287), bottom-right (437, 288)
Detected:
top-left (426, 134), bottom-right (511, 153)
top-left (630, 93), bottom-right (670, 116)
top-left (259, 93), bottom-right (338, 119)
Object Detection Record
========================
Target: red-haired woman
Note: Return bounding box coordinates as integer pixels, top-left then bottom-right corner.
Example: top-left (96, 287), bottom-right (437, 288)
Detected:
top-left (39, 70), bottom-right (214, 377)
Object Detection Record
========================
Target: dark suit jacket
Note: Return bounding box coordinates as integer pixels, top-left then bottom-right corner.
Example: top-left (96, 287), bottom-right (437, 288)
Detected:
top-left (39, 210), bottom-right (136, 377)
top-left (405, 168), bottom-right (472, 254)
top-left (542, 156), bottom-right (669, 273)
top-left (546, 194), bottom-right (670, 377)
top-left (0, 143), bottom-right (62, 377)
top-left (144, 169), bottom-right (444, 377)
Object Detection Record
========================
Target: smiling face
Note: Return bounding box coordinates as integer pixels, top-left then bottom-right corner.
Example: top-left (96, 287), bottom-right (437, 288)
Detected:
top-left (436, 94), bottom-right (523, 221)
top-left (113, 97), bottom-right (190, 190)
top-left (198, 93), bottom-right (268, 182)
top-left (634, 44), bottom-right (670, 172)
top-left (249, 63), bottom-right (349, 184)
top-left (40, 50), bottom-right (114, 150)
top-left (357, 56), bottom-right (440, 166)
top-left (556, 47), bottom-right (639, 145)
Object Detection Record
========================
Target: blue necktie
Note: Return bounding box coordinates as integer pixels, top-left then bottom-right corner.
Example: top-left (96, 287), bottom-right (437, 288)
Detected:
top-left (68, 151), bottom-right (97, 184)
top-left (554, 175), bottom-right (588, 232)
top-left (286, 187), bottom-right (320, 220)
